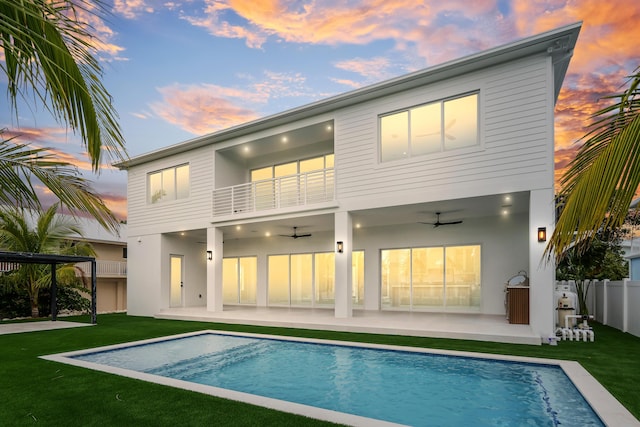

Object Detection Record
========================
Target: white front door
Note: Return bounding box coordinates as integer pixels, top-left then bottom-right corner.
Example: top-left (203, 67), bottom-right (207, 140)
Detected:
top-left (170, 255), bottom-right (184, 307)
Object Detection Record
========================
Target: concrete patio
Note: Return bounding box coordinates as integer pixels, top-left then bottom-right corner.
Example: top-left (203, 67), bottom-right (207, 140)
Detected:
top-left (156, 306), bottom-right (542, 345)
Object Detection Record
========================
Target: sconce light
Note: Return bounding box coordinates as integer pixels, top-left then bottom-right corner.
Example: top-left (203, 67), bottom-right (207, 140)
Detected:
top-left (206, 250), bottom-right (213, 261)
top-left (537, 227), bottom-right (547, 242)
top-left (336, 241), bottom-right (344, 253)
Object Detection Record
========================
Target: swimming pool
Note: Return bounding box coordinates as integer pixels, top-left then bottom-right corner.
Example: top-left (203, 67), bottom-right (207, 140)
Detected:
top-left (42, 331), bottom-right (635, 426)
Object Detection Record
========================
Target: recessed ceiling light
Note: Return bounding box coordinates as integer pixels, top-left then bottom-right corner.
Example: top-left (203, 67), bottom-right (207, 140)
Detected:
top-left (326, 125), bottom-right (332, 131)
top-left (502, 209), bottom-right (509, 216)
top-left (236, 225), bottom-right (241, 230)
top-left (243, 146), bottom-right (250, 153)
top-left (282, 136), bottom-right (288, 143)
top-left (265, 231), bottom-right (271, 237)
top-left (356, 223), bottom-right (361, 228)
top-left (505, 195), bottom-right (511, 202)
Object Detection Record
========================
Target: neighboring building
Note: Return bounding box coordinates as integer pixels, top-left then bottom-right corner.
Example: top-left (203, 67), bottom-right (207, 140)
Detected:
top-left (116, 23), bottom-right (581, 342)
top-left (72, 217), bottom-right (127, 313)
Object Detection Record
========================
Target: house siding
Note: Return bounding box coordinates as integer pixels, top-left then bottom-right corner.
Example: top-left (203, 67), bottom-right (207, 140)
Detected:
top-left (334, 54), bottom-right (552, 211)
top-left (126, 55), bottom-right (552, 233)
top-left (127, 146), bottom-right (214, 235)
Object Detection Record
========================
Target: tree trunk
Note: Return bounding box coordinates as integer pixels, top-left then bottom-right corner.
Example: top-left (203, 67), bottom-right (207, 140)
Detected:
top-left (30, 298), bottom-right (39, 318)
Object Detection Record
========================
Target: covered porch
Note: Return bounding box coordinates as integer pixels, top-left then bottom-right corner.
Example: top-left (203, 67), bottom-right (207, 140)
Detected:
top-left (155, 305), bottom-right (541, 345)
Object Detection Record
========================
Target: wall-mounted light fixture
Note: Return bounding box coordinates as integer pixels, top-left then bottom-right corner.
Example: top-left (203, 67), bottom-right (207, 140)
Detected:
top-left (337, 241), bottom-right (344, 253)
top-left (206, 250), bottom-right (213, 261)
top-left (537, 227), bottom-right (547, 242)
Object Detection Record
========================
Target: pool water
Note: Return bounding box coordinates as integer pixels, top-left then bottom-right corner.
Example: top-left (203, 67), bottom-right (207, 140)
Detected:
top-left (70, 332), bottom-right (603, 426)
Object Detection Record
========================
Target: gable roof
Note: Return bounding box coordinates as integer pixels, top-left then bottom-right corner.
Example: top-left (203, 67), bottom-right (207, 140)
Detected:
top-left (116, 22), bottom-right (581, 169)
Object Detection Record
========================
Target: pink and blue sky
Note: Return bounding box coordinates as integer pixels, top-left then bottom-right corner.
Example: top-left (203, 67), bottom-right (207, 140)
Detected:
top-left (2, 0), bottom-right (639, 220)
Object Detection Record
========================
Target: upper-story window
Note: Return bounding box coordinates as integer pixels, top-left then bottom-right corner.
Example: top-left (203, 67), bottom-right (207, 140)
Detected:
top-left (380, 93), bottom-right (478, 162)
top-left (148, 164), bottom-right (189, 204)
top-left (250, 154), bottom-right (334, 181)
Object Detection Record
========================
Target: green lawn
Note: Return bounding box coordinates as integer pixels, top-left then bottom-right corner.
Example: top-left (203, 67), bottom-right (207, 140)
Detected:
top-left (1, 313), bottom-right (638, 426)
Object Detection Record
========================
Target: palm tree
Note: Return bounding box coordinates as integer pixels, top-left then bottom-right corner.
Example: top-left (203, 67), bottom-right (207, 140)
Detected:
top-left (0, 0), bottom-right (127, 171)
top-left (0, 204), bottom-right (94, 317)
top-left (547, 67), bottom-right (640, 258)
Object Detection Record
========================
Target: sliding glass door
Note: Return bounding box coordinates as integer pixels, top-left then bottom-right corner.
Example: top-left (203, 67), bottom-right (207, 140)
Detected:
top-left (268, 251), bottom-right (363, 307)
top-left (222, 256), bottom-right (257, 304)
top-left (381, 245), bottom-right (480, 310)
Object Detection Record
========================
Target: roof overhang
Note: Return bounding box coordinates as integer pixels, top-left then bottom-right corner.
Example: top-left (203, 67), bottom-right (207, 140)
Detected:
top-left (115, 22), bottom-right (581, 169)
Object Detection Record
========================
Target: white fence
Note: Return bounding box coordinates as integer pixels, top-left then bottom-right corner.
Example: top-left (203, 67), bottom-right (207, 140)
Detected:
top-left (558, 279), bottom-right (640, 338)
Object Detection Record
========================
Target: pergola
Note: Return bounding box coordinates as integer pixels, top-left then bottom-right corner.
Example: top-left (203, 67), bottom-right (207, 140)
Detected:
top-left (0, 251), bottom-right (97, 324)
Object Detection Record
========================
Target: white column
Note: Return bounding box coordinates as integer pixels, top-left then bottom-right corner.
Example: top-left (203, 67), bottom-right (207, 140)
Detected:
top-left (206, 227), bottom-right (224, 312)
top-left (334, 211), bottom-right (353, 318)
top-left (529, 188), bottom-right (555, 342)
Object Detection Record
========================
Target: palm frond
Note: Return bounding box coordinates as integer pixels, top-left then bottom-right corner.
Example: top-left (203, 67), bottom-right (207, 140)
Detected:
top-left (0, 0), bottom-right (127, 171)
top-left (0, 132), bottom-right (120, 234)
top-left (548, 67), bottom-right (640, 258)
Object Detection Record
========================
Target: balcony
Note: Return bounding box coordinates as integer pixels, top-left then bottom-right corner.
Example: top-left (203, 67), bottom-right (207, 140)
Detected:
top-left (75, 260), bottom-right (127, 278)
top-left (212, 168), bottom-right (335, 218)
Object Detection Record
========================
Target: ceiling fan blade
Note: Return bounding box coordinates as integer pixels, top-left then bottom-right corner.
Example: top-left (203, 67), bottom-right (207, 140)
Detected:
top-left (280, 226), bottom-right (312, 238)
top-left (442, 220), bottom-right (463, 225)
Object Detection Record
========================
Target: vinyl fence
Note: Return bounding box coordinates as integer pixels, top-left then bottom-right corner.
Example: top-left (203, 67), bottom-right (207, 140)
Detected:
top-left (558, 279), bottom-right (640, 338)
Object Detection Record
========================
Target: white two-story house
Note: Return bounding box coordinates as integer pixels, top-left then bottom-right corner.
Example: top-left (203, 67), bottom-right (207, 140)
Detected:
top-left (117, 23), bottom-right (581, 344)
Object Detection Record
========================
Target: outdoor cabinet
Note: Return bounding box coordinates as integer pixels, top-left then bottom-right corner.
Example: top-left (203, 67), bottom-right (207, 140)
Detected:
top-left (506, 286), bottom-right (529, 324)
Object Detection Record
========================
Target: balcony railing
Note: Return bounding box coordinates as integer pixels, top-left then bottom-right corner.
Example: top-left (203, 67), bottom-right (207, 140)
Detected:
top-left (212, 168), bottom-right (335, 217)
top-left (75, 260), bottom-right (127, 278)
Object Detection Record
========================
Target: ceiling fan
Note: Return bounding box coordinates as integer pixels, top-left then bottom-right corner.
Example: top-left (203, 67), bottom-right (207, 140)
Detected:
top-left (279, 226), bottom-right (312, 239)
top-left (419, 212), bottom-right (463, 228)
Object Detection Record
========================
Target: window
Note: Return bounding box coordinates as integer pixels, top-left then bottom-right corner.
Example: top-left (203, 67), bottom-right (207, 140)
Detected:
top-left (250, 154), bottom-right (334, 210)
top-left (223, 257), bottom-right (257, 304)
top-left (381, 245), bottom-right (480, 310)
top-left (267, 250), bottom-right (364, 307)
top-left (380, 93), bottom-right (478, 162)
top-left (251, 154), bottom-right (334, 182)
top-left (148, 164), bottom-right (189, 204)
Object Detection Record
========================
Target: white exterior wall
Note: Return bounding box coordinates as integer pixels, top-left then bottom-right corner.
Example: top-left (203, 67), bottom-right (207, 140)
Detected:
top-left (126, 55), bottom-right (552, 233)
top-left (126, 234), bottom-right (162, 315)
top-left (127, 145), bottom-right (214, 236)
top-left (335, 54), bottom-right (552, 210)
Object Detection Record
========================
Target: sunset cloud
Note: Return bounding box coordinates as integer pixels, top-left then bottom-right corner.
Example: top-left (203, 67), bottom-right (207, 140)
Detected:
top-left (149, 71), bottom-right (313, 134)
top-left (114, 0), bottom-right (155, 19)
top-left (150, 83), bottom-right (261, 134)
top-left (2, 126), bottom-right (116, 173)
top-left (73, 1), bottom-right (127, 61)
top-left (181, 0), bottom-right (501, 64)
top-left (333, 57), bottom-right (395, 82)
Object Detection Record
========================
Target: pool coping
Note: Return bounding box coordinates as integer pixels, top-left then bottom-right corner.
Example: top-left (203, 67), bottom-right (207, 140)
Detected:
top-left (40, 330), bottom-right (639, 427)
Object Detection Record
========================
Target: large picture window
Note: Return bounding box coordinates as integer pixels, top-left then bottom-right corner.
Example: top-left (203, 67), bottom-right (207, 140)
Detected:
top-left (380, 93), bottom-right (478, 162)
top-left (381, 245), bottom-right (480, 310)
top-left (148, 164), bottom-right (189, 204)
top-left (267, 251), bottom-right (364, 307)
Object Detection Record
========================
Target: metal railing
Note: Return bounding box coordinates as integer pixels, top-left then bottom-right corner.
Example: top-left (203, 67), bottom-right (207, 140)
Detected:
top-left (212, 168), bottom-right (335, 217)
top-left (75, 260), bottom-right (127, 277)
